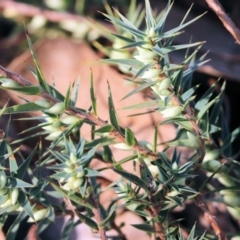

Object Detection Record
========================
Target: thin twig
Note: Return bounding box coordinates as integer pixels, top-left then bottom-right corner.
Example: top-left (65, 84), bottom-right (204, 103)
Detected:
top-left (205, 0), bottom-right (240, 44)
top-left (195, 195), bottom-right (227, 240)
top-left (145, 207), bottom-right (166, 240)
top-left (89, 184), bottom-right (108, 240)
top-left (0, 65), bottom-right (158, 159)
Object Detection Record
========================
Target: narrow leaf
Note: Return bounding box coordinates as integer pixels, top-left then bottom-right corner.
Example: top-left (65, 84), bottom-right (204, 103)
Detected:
top-left (94, 125), bottom-right (113, 133)
top-left (121, 40), bottom-right (148, 49)
top-left (125, 128), bottom-right (136, 146)
top-left (101, 58), bottom-right (143, 68)
top-left (197, 94), bottom-right (221, 120)
top-left (60, 218), bottom-right (74, 240)
top-left (121, 80), bottom-right (159, 101)
top-left (108, 82), bottom-right (119, 129)
top-left (26, 32), bottom-right (50, 92)
top-left (195, 80), bottom-right (218, 111)
top-left (7, 177), bottom-right (34, 188)
top-left (181, 85), bottom-right (199, 102)
top-left (145, 0), bottom-right (155, 29)
top-left (131, 223), bottom-right (155, 233)
top-left (75, 211), bottom-right (98, 231)
top-left (122, 99), bottom-right (164, 110)
top-left (2, 102), bottom-right (50, 114)
top-left (0, 85), bottom-right (41, 95)
top-left (15, 148), bottom-right (36, 179)
top-left (18, 191), bottom-right (35, 220)
top-left (90, 70), bottom-right (97, 115)
top-left (6, 211), bottom-right (28, 240)
top-left (113, 168), bottom-right (148, 193)
top-left (154, 2), bottom-right (174, 32)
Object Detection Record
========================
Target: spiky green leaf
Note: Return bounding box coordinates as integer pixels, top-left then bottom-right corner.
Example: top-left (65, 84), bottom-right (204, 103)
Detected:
top-left (26, 32), bottom-right (50, 92)
top-left (125, 128), bottom-right (136, 146)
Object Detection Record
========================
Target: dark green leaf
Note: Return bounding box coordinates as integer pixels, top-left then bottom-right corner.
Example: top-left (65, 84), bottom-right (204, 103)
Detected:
top-left (181, 84), bottom-right (199, 102)
top-left (6, 211), bottom-right (28, 240)
top-left (18, 191), bottom-right (35, 220)
top-left (85, 168), bottom-right (100, 177)
top-left (26, 32), bottom-right (50, 92)
top-left (188, 224), bottom-right (196, 240)
top-left (75, 211), bottom-right (98, 231)
top-left (113, 168), bottom-right (148, 193)
top-left (0, 118), bottom-right (10, 164)
top-left (90, 70), bottom-right (97, 116)
top-left (154, 1), bottom-right (173, 33)
top-left (166, 195), bottom-right (183, 207)
top-left (7, 177), bottom-right (34, 188)
top-left (113, 154), bottom-right (137, 169)
top-left (7, 145), bottom-right (19, 174)
top-left (177, 159), bottom-right (197, 175)
top-left (171, 68), bottom-right (183, 93)
top-left (131, 223), bottom-right (155, 233)
top-left (29, 181), bottom-right (48, 197)
top-left (100, 203), bottom-right (117, 226)
top-left (48, 85), bottom-right (65, 102)
top-left (64, 84), bottom-right (72, 109)
top-left (125, 128), bottom-right (136, 146)
top-left (108, 82), bottom-right (119, 129)
top-left (103, 146), bottom-right (114, 163)
top-left (0, 85), bottom-right (41, 95)
top-left (94, 125), bottom-right (113, 134)
top-left (121, 40), bottom-right (148, 49)
top-left (195, 80), bottom-right (218, 111)
top-left (221, 126), bottom-right (240, 157)
top-left (50, 182), bottom-right (94, 209)
top-left (2, 102), bottom-right (49, 114)
top-left (61, 218), bottom-right (74, 240)
top-left (197, 93), bottom-right (221, 120)
top-left (85, 137), bottom-right (114, 149)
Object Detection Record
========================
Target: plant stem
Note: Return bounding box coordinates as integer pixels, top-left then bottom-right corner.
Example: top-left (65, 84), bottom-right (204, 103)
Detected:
top-left (195, 195), bottom-right (227, 240)
top-left (146, 207), bottom-right (166, 240)
top-left (89, 188), bottom-right (108, 240)
top-left (0, 65), bottom-right (158, 159)
top-left (205, 0), bottom-right (240, 44)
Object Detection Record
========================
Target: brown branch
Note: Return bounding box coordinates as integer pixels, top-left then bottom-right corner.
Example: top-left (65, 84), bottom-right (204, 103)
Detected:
top-left (27, 225), bottom-right (40, 240)
top-left (205, 0), bottom-right (240, 44)
top-left (0, 0), bottom-right (86, 24)
top-left (89, 183), bottom-right (108, 240)
top-left (195, 195), bottom-right (228, 240)
top-left (145, 207), bottom-right (165, 240)
top-left (0, 65), bottom-right (158, 159)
